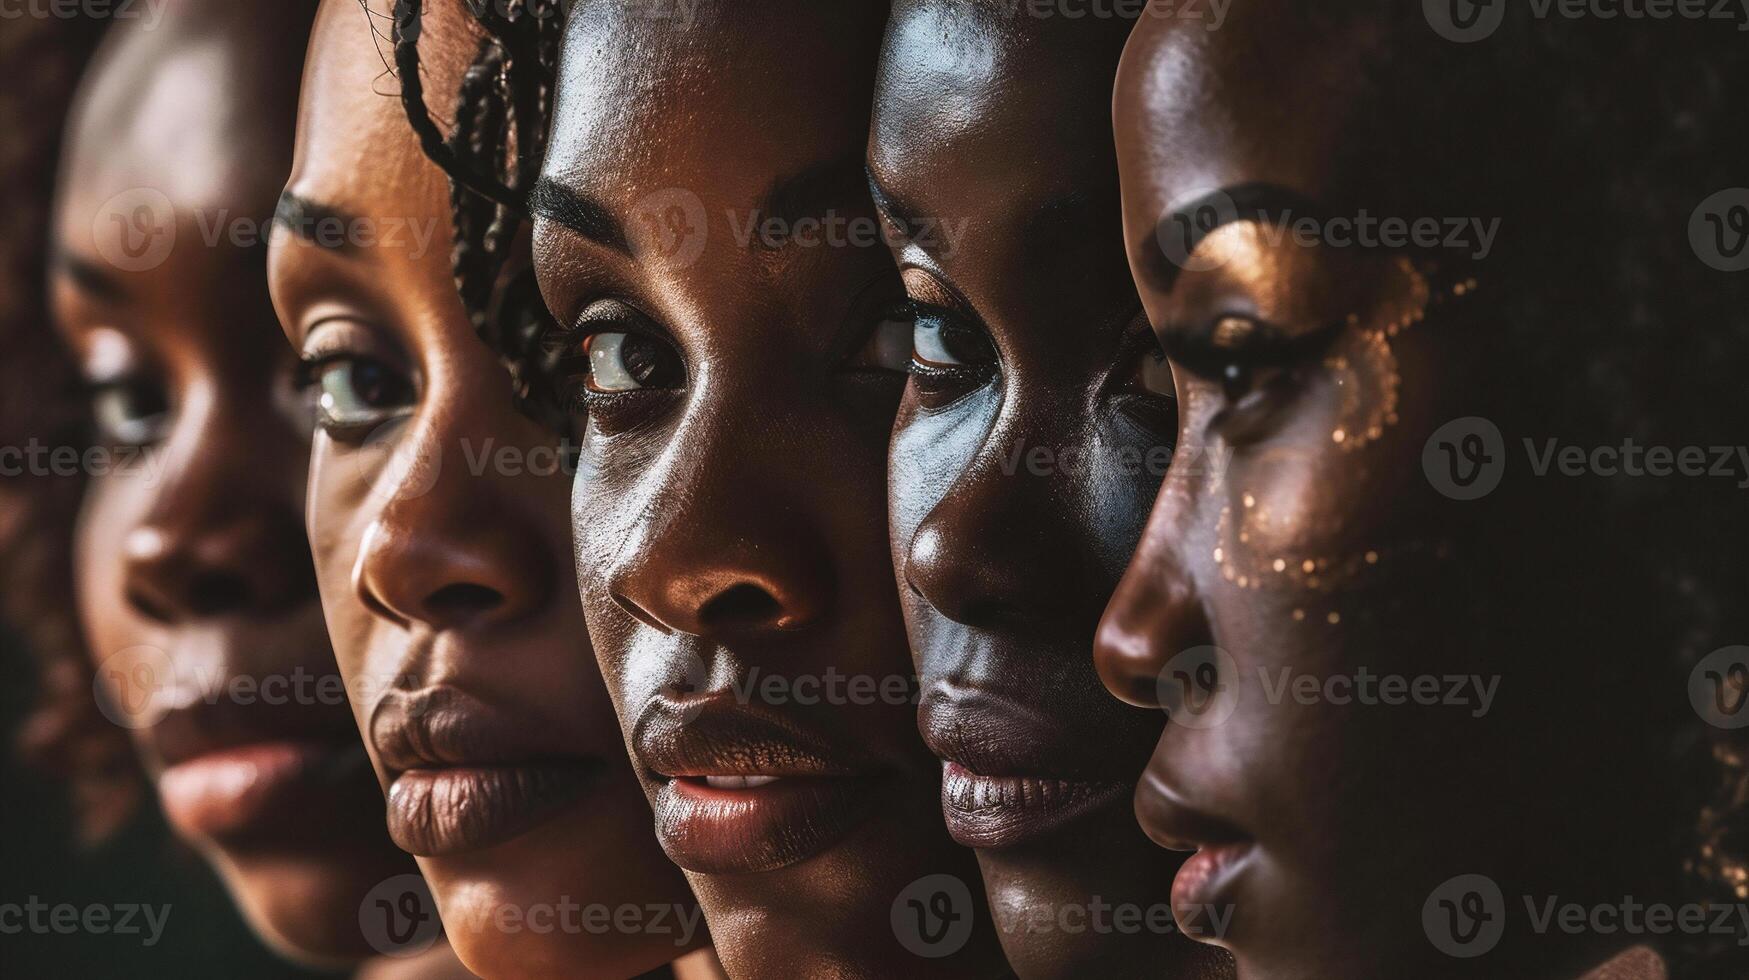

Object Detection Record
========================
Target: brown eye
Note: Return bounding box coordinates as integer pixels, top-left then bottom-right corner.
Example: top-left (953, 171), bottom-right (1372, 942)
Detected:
top-left (303, 356), bottom-right (417, 433)
top-left (583, 331), bottom-right (684, 392)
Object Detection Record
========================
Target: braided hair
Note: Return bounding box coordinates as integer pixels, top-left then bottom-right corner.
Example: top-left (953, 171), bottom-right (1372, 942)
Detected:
top-left (390, 0), bottom-right (568, 427)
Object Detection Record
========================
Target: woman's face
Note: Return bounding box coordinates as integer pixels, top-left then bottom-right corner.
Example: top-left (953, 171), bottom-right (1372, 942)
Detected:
top-left (50, 2), bottom-right (413, 965)
top-left (532, 3), bottom-right (1002, 976)
top-left (870, 4), bottom-right (1227, 977)
top-left (268, 2), bottom-right (703, 976)
top-left (1096, 5), bottom-right (1664, 979)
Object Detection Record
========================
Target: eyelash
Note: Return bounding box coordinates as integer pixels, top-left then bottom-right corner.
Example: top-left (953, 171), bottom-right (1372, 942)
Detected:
top-left (1162, 315), bottom-right (1342, 395)
top-left (545, 310), bottom-right (685, 430)
top-left (898, 298), bottom-right (998, 404)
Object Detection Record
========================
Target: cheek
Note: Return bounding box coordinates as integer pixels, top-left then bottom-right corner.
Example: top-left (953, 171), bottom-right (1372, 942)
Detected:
top-left (1198, 334), bottom-right (1444, 609)
top-left (72, 474), bottom-right (147, 657)
top-left (886, 392), bottom-right (993, 556)
top-left (304, 442), bottom-right (380, 686)
top-left (570, 430), bottom-right (655, 586)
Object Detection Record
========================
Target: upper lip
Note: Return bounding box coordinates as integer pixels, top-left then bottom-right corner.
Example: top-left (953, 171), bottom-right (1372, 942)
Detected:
top-left (918, 680), bottom-right (1135, 783)
top-left (632, 690), bottom-right (875, 780)
top-left (151, 696), bottom-right (356, 770)
top-left (371, 686), bottom-right (587, 774)
top-left (1134, 769), bottom-right (1251, 853)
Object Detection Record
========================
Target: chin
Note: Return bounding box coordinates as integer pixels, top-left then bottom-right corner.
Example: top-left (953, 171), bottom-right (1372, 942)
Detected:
top-left (415, 814), bottom-right (704, 980)
top-left (212, 850), bottom-right (406, 967)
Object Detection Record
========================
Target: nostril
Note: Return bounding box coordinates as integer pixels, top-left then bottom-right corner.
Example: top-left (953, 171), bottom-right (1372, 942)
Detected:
top-left (184, 573), bottom-right (251, 617)
top-left (699, 583), bottom-right (782, 631)
top-left (423, 582), bottom-right (504, 621)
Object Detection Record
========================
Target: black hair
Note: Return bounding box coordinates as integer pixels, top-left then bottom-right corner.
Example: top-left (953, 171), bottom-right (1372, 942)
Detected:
top-left (390, 0), bottom-right (569, 429)
top-left (1322, 6), bottom-right (1749, 976)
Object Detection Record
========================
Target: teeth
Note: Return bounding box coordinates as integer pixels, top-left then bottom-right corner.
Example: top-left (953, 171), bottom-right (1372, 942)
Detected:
top-left (704, 775), bottom-right (780, 790)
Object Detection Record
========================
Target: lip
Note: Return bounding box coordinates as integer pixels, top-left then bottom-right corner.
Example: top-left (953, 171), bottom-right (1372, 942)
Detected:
top-left (920, 681), bottom-right (1135, 848)
top-left (633, 691), bottom-right (884, 874)
top-left (372, 687), bottom-right (602, 856)
top-left (157, 738), bottom-right (372, 843)
top-left (146, 675), bottom-right (373, 845)
top-left (1134, 770), bottom-right (1255, 920)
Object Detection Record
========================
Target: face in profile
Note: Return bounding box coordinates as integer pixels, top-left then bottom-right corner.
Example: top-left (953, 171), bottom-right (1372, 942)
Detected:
top-left (531, 2), bottom-right (1003, 977)
top-left (869, 4), bottom-right (1230, 977)
top-left (49, 0), bottom-right (416, 965)
top-left (1095, 3), bottom-right (1682, 979)
top-left (266, 1), bottom-right (711, 977)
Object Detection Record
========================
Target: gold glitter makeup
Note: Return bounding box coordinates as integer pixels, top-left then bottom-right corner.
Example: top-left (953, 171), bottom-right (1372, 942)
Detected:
top-left (1324, 258), bottom-right (1475, 453)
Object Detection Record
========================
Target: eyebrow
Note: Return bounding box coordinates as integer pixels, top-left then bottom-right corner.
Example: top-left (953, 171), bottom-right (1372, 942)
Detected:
top-left (528, 178), bottom-right (631, 255)
top-left (1137, 182), bottom-right (1327, 294)
top-left (754, 154), bottom-right (870, 249)
top-left (274, 191), bottom-right (364, 254)
top-left (53, 250), bottom-right (129, 304)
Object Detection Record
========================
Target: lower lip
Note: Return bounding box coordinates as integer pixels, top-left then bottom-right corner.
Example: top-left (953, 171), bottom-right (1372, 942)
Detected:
top-left (939, 761), bottom-right (1131, 849)
top-left (650, 774), bottom-right (879, 874)
top-left (1171, 843), bottom-right (1254, 925)
top-left (157, 740), bottom-right (366, 843)
top-left (387, 761), bottom-right (599, 857)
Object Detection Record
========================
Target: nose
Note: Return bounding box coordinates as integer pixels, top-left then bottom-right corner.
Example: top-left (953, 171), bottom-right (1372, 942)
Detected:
top-left (120, 404), bottom-right (316, 623)
top-left (122, 513), bottom-right (315, 622)
top-left (603, 450), bottom-right (833, 639)
top-left (1094, 506), bottom-right (1211, 709)
top-left (608, 520), bottom-right (832, 638)
top-left (902, 449), bottom-right (1087, 630)
top-left (352, 434), bottom-right (552, 632)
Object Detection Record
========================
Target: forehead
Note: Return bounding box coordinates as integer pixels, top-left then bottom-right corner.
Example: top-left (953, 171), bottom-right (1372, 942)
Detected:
top-left (870, 2), bottom-right (1131, 206)
top-left (56, 21), bottom-right (292, 253)
top-left (873, 2), bottom-right (1130, 150)
top-left (287, 0), bottom-right (477, 208)
top-left (542, 1), bottom-right (883, 206)
top-left (1113, 4), bottom-right (1381, 211)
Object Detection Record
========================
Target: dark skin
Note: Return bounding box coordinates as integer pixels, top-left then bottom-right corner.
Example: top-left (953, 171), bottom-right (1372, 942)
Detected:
top-left (48, 0), bottom-right (431, 968)
top-left (533, 2), bottom-right (1006, 977)
top-left (1096, 3), bottom-right (1671, 979)
top-left (870, 4), bottom-right (1231, 978)
top-left (269, 1), bottom-right (714, 977)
